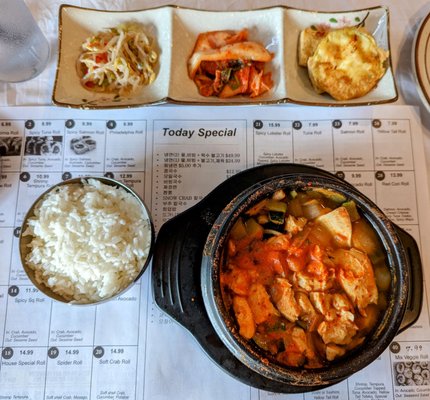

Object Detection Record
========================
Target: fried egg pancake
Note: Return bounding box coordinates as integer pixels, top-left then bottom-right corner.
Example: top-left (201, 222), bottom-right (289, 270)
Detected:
top-left (298, 26), bottom-right (329, 67)
top-left (307, 27), bottom-right (389, 100)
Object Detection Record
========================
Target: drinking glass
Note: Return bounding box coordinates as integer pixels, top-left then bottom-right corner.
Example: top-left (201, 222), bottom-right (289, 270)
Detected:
top-left (0, 0), bottom-right (50, 82)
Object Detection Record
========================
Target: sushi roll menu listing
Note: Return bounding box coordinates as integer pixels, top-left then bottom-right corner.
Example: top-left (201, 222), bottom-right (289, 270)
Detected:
top-left (0, 105), bottom-right (428, 400)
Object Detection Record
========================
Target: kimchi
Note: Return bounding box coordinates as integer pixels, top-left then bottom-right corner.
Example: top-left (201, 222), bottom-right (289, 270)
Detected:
top-left (188, 29), bottom-right (274, 98)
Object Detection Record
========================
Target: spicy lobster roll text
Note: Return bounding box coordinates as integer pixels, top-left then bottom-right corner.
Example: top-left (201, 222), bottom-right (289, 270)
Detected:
top-left (188, 29), bottom-right (274, 98)
top-left (220, 187), bottom-right (390, 368)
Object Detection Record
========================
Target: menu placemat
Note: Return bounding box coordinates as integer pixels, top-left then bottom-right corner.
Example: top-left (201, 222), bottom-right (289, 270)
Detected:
top-left (0, 105), bottom-right (429, 400)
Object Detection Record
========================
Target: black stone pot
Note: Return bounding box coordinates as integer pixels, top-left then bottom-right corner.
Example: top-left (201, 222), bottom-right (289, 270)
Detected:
top-left (152, 164), bottom-right (422, 393)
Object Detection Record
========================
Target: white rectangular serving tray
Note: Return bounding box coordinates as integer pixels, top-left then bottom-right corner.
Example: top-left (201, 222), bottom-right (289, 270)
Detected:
top-left (53, 4), bottom-right (398, 109)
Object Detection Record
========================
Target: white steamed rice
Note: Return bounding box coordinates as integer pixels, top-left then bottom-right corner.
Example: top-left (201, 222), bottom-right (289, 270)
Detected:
top-left (23, 178), bottom-right (151, 304)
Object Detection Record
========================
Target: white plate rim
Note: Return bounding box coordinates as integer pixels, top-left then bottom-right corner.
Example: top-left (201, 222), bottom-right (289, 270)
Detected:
top-left (413, 11), bottom-right (430, 112)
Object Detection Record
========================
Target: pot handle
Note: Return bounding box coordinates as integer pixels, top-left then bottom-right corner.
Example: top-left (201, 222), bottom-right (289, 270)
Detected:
top-left (394, 225), bottom-right (423, 334)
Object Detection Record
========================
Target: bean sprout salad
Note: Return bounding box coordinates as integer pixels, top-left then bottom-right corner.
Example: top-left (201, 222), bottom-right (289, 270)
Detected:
top-left (78, 23), bottom-right (158, 95)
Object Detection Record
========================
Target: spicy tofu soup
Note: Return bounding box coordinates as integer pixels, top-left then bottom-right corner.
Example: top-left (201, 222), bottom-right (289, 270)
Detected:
top-left (220, 187), bottom-right (391, 368)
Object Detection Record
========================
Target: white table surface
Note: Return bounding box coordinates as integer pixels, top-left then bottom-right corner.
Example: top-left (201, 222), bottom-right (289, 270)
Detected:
top-left (2, 0), bottom-right (429, 180)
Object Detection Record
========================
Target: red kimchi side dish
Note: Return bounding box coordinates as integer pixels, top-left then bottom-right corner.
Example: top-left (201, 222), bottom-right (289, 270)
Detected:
top-left (220, 187), bottom-right (391, 368)
top-left (187, 29), bottom-right (274, 98)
